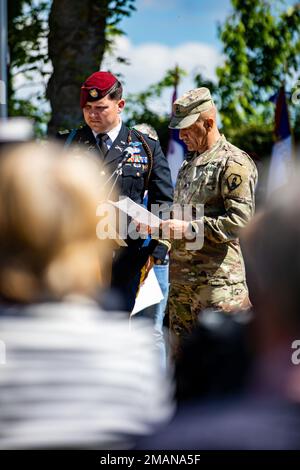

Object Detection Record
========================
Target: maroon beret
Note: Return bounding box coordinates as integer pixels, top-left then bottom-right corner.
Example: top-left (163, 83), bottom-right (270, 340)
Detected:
top-left (80, 71), bottom-right (118, 108)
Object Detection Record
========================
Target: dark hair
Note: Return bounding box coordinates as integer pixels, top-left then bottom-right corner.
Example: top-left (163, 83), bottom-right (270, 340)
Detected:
top-left (242, 189), bottom-right (300, 330)
top-left (175, 309), bottom-right (253, 403)
top-left (108, 81), bottom-right (123, 101)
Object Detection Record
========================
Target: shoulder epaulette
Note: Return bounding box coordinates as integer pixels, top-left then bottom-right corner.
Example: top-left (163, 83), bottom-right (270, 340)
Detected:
top-left (131, 126), bottom-right (158, 141)
top-left (58, 129), bottom-right (70, 135)
top-left (146, 133), bottom-right (158, 142)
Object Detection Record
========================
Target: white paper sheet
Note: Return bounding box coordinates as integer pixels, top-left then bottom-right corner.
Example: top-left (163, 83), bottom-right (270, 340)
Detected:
top-left (131, 268), bottom-right (164, 315)
top-left (109, 197), bottom-right (161, 228)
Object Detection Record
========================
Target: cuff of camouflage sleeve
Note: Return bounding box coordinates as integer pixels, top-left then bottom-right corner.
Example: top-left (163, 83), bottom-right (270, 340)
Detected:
top-left (185, 221), bottom-right (201, 238)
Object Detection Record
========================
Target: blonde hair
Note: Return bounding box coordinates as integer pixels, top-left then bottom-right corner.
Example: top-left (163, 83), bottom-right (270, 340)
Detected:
top-left (0, 142), bottom-right (112, 302)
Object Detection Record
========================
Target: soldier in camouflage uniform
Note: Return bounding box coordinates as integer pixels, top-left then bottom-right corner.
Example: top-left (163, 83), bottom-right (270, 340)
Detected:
top-left (160, 88), bottom-right (258, 346)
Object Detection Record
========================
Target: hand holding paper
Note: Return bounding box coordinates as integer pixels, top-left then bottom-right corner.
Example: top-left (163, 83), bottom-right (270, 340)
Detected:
top-left (109, 197), bottom-right (161, 229)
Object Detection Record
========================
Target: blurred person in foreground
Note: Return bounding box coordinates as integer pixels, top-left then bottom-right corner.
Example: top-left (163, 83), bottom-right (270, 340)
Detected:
top-left (0, 142), bottom-right (173, 450)
top-left (138, 181), bottom-right (300, 450)
top-left (174, 309), bottom-right (253, 405)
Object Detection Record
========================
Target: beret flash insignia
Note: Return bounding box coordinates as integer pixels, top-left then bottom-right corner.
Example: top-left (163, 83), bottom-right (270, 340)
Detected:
top-left (89, 89), bottom-right (98, 98)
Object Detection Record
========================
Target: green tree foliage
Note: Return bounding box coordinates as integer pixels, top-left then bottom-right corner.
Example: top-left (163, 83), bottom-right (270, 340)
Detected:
top-left (8, 1), bottom-right (50, 134)
top-left (125, 67), bottom-right (186, 152)
top-left (217, 0), bottom-right (300, 130)
top-left (47, 0), bottom-right (136, 133)
top-left (7, 0), bottom-right (136, 134)
top-left (195, 71), bottom-right (273, 161)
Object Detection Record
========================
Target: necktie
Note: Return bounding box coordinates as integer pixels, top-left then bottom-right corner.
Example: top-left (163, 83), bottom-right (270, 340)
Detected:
top-left (96, 133), bottom-right (109, 158)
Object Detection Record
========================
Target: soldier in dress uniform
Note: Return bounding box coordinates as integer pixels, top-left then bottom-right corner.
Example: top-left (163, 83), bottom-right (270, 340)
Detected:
top-left (160, 87), bottom-right (258, 351)
top-left (57, 71), bottom-right (173, 311)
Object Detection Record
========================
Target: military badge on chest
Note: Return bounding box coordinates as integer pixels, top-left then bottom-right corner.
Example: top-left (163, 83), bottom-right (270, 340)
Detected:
top-left (123, 141), bottom-right (148, 172)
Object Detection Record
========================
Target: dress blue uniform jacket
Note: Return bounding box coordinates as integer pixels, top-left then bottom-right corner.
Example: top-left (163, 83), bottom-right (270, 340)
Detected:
top-left (57, 123), bottom-right (173, 309)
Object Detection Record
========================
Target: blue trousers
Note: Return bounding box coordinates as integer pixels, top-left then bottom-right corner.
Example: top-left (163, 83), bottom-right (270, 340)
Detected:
top-left (135, 262), bottom-right (169, 368)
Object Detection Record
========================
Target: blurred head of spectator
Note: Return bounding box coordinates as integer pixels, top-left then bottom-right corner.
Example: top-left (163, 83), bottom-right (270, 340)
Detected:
top-left (175, 309), bottom-right (253, 403)
top-left (0, 141), bottom-right (110, 303)
top-left (241, 182), bottom-right (300, 398)
top-left (242, 186), bottom-right (300, 351)
top-left (0, 142), bottom-right (173, 450)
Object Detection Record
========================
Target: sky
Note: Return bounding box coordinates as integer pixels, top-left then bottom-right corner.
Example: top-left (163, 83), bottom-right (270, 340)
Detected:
top-left (14, 0), bottom-right (296, 118)
top-left (14, 0), bottom-right (231, 118)
top-left (102, 0), bottom-right (233, 113)
top-left (102, 0), bottom-right (296, 114)
top-left (120, 0), bottom-right (230, 47)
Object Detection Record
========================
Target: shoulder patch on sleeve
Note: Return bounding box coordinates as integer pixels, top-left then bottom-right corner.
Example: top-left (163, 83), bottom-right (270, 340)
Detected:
top-left (222, 157), bottom-right (257, 199)
top-left (227, 173), bottom-right (242, 191)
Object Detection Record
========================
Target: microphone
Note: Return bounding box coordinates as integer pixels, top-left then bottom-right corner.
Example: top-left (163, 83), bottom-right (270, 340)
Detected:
top-left (117, 146), bottom-right (136, 169)
top-left (102, 146), bottom-right (137, 197)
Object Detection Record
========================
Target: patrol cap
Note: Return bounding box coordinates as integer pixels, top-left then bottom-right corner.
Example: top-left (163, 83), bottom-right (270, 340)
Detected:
top-left (169, 87), bottom-right (214, 129)
top-left (80, 71), bottom-right (120, 108)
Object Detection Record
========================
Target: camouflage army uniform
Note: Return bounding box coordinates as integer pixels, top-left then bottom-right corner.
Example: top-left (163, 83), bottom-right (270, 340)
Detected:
top-left (169, 134), bottom-right (258, 339)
